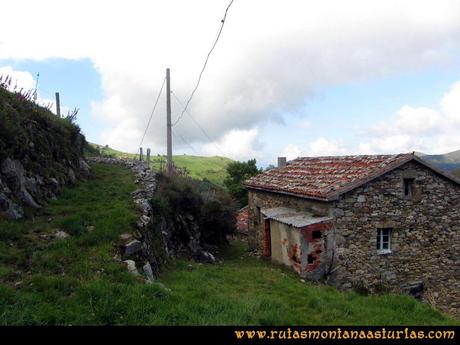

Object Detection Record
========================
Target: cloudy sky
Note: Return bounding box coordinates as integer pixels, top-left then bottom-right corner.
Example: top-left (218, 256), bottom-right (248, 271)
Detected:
top-left (1, 0), bottom-right (460, 166)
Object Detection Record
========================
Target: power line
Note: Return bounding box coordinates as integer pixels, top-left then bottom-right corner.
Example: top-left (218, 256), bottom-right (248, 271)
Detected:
top-left (139, 77), bottom-right (166, 148)
top-left (172, 128), bottom-right (198, 154)
top-left (171, 90), bottom-right (225, 156)
top-left (172, 0), bottom-right (235, 127)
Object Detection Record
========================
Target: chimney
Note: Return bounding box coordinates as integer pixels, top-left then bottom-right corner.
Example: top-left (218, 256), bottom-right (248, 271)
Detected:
top-left (278, 157), bottom-right (287, 168)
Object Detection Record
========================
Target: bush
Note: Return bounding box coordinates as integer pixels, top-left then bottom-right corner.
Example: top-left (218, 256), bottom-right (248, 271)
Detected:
top-left (151, 173), bottom-right (237, 247)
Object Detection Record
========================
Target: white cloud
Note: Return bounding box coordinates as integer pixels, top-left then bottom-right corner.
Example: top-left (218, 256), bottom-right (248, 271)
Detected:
top-left (308, 138), bottom-right (347, 156)
top-left (395, 105), bottom-right (443, 135)
top-left (201, 128), bottom-right (262, 161)
top-left (441, 81), bottom-right (460, 123)
top-left (1, 1), bottom-right (460, 159)
top-left (0, 66), bottom-right (71, 116)
top-left (281, 138), bottom-right (348, 160)
top-left (281, 144), bottom-right (301, 161)
top-left (359, 81), bottom-right (460, 154)
top-left (0, 66), bottom-right (35, 91)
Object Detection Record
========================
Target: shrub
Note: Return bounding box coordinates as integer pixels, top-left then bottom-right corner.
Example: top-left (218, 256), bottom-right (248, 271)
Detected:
top-left (151, 173), bottom-right (237, 247)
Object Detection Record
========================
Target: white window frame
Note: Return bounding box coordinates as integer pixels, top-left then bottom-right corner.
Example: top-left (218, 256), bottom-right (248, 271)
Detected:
top-left (377, 228), bottom-right (392, 255)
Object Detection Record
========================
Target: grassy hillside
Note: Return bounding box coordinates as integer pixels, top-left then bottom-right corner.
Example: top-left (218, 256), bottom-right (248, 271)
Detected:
top-left (89, 143), bottom-right (232, 187)
top-left (0, 87), bottom-right (85, 179)
top-left (453, 168), bottom-right (460, 178)
top-left (0, 162), bottom-right (456, 325)
top-left (418, 149), bottom-right (460, 171)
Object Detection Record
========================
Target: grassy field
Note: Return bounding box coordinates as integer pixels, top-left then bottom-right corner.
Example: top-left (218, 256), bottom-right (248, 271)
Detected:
top-left (453, 168), bottom-right (460, 178)
top-left (90, 143), bottom-right (232, 187)
top-left (0, 163), bottom-right (457, 325)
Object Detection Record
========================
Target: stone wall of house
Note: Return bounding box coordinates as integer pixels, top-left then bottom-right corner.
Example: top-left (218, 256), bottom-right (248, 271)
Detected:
top-left (247, 189), bottom-right (331, 251)
top-left (332, 161), bottom-right (460, 317)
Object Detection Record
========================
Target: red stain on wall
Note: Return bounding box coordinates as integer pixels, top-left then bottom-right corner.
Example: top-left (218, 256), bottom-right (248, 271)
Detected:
top-left (301, 221), bottom-right (333, 272)
top-left (263, 219), bottom-right (271, 257)
top-left (288, 243), bottom-right (301, 271)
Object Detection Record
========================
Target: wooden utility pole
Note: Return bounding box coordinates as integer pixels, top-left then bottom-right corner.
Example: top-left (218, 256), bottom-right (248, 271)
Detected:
top-left (55, 92), bottom-right (61, 118)
top-left (166, 68), bottom-right (173, 173)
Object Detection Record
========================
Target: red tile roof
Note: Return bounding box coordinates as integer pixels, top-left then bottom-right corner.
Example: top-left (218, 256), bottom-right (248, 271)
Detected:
top-left (245, 153), bottom-right (416, 201)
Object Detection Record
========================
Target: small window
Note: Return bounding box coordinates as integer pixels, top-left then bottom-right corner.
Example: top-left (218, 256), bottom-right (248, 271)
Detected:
top-left (307, 254), bottom-right (315, 264)
top-left (403, 178), bottom-right (414, 198)
top-left (312, 230), bottom-right (322, 239)
top-left (376, 228), bottom-right (392, 254)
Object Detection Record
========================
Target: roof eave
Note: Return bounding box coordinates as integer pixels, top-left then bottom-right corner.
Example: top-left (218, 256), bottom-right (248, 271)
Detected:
top-left (245, 184), bottom-right (332, 202)
top-left (330, 154), bottom-right (460, 199)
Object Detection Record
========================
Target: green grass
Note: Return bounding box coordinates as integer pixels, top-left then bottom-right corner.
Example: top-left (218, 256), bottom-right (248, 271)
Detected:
top-left (453, 167), bottom-right (460, 178)
top-left (0, 163), bottom-right (457, 325)
top-left (89, 143), bottom-right (233, 187)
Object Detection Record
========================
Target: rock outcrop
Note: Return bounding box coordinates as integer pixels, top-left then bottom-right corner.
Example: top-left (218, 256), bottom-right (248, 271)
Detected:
top-left (0, 156), bottom-right (90, 220)
top-left (0, 86), bottom-right (90, 220)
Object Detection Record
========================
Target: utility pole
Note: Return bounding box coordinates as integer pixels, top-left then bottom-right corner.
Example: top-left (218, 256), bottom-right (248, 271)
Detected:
top-left (33, 72), bottom-right (40, 102)
top-left (55, 92), bottom-right (61, 118)
top-left (166, 68), bottom-right (173, 174)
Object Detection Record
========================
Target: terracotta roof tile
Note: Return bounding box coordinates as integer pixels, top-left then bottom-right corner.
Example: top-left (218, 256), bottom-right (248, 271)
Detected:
top-left (245, 153), bottom-right (415, 200)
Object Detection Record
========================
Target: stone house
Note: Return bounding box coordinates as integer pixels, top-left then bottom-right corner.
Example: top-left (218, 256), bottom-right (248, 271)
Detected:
top-left (245, 153), bottom-right (460, 316)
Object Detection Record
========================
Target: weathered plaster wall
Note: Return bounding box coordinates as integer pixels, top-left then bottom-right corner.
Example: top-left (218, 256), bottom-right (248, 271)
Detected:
top-left (332, 161), bottom-right (460, 317)
top-left (247, 189), bottom-right (331, 251)
top-left (270, 220), bottom-right (302, 273)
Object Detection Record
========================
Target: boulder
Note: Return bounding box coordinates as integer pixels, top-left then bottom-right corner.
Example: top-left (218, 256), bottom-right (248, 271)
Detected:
top-left (68, 168), bottom-right (76, 184)
top-left (0, 177), bottom-right (24, 220)
top-left (1, 158), bottom-right (40, 209)
top-left (143, 262), bottom-right (155, 282)
top-left (55, 230), bottom-right (70, 239)
top-left (122, 240), bottom-right (142, 257)
top-left (79, 158), bottom-right (91, 178)
top-left (123, 260), bottom-right (139, 276)
top-left (119, 233), bottom-right (134, 242)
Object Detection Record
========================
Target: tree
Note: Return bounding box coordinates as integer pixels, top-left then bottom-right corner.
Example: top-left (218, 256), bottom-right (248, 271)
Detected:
top-left (224, 159), bottom-right (261, 207)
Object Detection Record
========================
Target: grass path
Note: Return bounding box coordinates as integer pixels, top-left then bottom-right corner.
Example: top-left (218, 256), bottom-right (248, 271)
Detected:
top-left (0, 163), bottom-right (457, 325)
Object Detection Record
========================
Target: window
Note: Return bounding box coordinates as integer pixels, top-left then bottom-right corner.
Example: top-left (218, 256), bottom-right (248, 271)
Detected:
top-left (312, 230), bottom-right (322, 239)
top-left (376, 228), bottom-right (392, 254)
top-left (403, 178), bottom-right (415, 198)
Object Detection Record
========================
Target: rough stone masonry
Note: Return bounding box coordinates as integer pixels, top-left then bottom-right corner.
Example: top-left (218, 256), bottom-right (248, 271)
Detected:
top-left (245, 154), bottom-right (460, 318)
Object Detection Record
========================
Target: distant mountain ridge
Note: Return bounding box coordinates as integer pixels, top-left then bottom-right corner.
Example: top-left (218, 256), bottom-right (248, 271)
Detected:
top-left (416, 149), bottom-right (460, 172)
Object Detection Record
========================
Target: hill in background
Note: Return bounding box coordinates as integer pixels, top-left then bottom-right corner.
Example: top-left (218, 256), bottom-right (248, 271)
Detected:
top-left (89, 143), bottom-right (233, 187)
top-left (417, 149), bottom-right (460, 172)
top-left (453, 167), bottom-right (460, 178)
